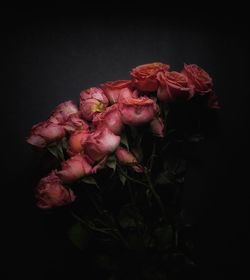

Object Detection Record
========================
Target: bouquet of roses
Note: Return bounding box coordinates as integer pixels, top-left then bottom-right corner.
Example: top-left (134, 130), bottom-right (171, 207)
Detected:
top-left (27, 62), bottom-right (219, 279)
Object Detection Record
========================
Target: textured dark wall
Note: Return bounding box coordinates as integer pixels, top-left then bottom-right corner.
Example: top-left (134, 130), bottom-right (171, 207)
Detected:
top-left (2, 8), bottom-right (249, 279)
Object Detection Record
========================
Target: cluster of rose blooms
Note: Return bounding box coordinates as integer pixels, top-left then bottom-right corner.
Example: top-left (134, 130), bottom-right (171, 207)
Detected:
top-left (27, 62), bottom-right (219, 209)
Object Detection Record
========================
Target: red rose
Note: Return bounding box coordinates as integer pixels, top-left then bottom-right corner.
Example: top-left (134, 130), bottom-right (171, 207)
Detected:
top-left (57, 154), bottom-right (92, 183)
top-left (93, 104), bottom-right (123, 135)
top-left (157, 71), bottom-right (194, 102)
top-left (115, 146), bottom-right (143, 173)
top-left (27, 121), bottom-right (65, 148)
top-left (150, 117), bottom-right (164, 137)
top-left (85, 126), bottom-right (121, 162)
top-left (102, 80), bottom-right (132, 104)
top-left (67, 129), bottom-right (89, 156)
top-left (36, 171), bottom-right (76, 209)
top-left (130, 62), bottom-right (170, 92)
top-left (64, 113), bottom-right (88, 133)
top-left (118, 96), bottom-right (157, 126)
top-left (49, 101), bottom-right (78, 124)
top-left (80, 87), bottom-right (109, 121)
top-left (182, 64), bottom-right (213, 94)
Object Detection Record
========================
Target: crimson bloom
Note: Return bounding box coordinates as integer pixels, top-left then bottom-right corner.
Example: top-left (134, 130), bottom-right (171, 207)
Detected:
top-left (131, 62), bottom-right (169, 92)
top-left (85, 126), bottom-right (121, 162)
top-left (36, 171), bottom-right (76, 209)
top-left (67, 129), bottom-right (89, 156)
top-left (102, 80), bottom-right (132, 104)
top-left (57, 154), bottom-right (92, 183)
top-left (27, 121), bottom-right (65, 148)
top-left (80, 87), bottom-right (109, 121)
top-left (49, 101), bottom-right (78, 124)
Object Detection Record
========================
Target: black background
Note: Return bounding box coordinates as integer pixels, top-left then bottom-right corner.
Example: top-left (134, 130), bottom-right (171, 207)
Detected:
top-left (2, 7), bottom-right (249, 279)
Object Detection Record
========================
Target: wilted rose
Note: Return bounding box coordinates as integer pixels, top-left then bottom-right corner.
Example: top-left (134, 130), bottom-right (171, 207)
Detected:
top-left (119, 96), bottom-right (157, 126)
top-left (85, 126), bottom-right (121, 162)
top-left (67, 129), bottom-right (89, 156)
top-left (93, 104), bottom-right (123, 135)
top-left (150, 117), bottom-right (164, 137)
top-left (36, 171), bottom-right (76, 209)
top-left (57, 154), bottom-right (92, 183)
top-left (64, 113), bottom-right (88, 133)
top-left (102, 80), bottom-right (132, 104)
top-left (131, 62), bottom-right (169, 92)
top-left (80, 87), bottom-right (109, 121)
top-left (157, 71), bottom-right (194, 102)
top-left (182, 64), bottom-right (213, 94)
top-left (27, 121), bottom-right (65, 148)
top-left (49, 101), bottom-right (78, 124)
top-left (115, 146), bottom-right (143, 173)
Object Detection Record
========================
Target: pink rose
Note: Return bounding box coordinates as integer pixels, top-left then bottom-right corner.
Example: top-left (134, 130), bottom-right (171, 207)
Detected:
top-left (118, 96), bottom-right (157, 126)
top-left (49, 101), bottom-right (78, 124)
top-left (27, 121), bottom-right (65, 148)
top-left (63, 113), bottom-right (88, 133)
top-left (85, 126), bottom-right (121, 162)
top-left (150, 117), bottom-right (164, 137)
top-left (57, 154), bottom-right (92, 183)
top-left (130, 62), bottom-right (170, 92)
top-left (157, 71), bottom-right (194, 102)
top-left (67, 129), bottom-right (89, 156)
top-left (101, 80), bottom-right (132, 104)
top-left (93, 104), bottom-right (123, 135)
top-left (115, 146), bottom-right (143, 173)
top-left (80, 87), bottom-right (109, 121)
top-left (182, 64), bottom-right (213, 94)
top-left (36, 171), bottom-right (76, 209)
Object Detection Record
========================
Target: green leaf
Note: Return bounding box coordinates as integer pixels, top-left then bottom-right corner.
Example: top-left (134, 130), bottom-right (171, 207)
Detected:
top-left (81, 176), bottom-right (100, 190)
top-left (106, 154), bottom-right (117, 172)
top-left (57, 143), bottom-right (65, 161)
top-left (119, 172), bottom-right (126, 186)
top-left (68, 222), bottom-right (89, 250)
top-left (154, 225), bottom-right (173, 250)
top-left (61, 137), bottom-right (68, 149)
top-left (120, 132), bottom-right (129, 150)
top-left (47, 145), bottom-right (59, 159)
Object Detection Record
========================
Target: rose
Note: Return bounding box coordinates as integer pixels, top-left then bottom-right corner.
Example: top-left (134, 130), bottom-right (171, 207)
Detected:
top-left (80, 87), bottom-right (109, 121)
top-left (157, 71), bottom-right (194, 102)
top-left (36, 171), bottom-right (76, 209)
top-left (102, 80), bottom-right (132, 104)
top-left (57, 154), bottom-right (92, 183)
top-left (49, 101), bottom-right (78, 124)
top-left (85, 126), bottom-right (121, 162)
top-left (93, 104), bottom-right (123, 135)
top-left (115, 147), bottom-right (143, 173)
top-left (130, 62), bottom-right (169, 92)
top-left (182, 64), bottom-right (213, 94)
top-left (27, 121), bottom-right (65, 148)
top-left (64, 113), bottom-right (88, 133)
top-left (150, 117), bottom-right (164, 137)
top-left (118, 96), bottom-right (158, 126)
top-left (67, 129), bottom-right (89, 156)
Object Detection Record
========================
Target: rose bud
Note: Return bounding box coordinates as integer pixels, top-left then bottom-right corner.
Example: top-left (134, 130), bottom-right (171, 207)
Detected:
top-left (93, 104), bottom-right (123, 135)
top-left (49, 101), bottom-right (78, 124)
top-left (207, 92), bottom-right (220, 109)
top-left (27, 121), bottom-right (65, 148)
top-left (36, 171), bottom-right (76, 209)
top-left (101, 80), bottom-right (132, 104)
top-left (115, 146), bottom-right (143, 173)
top-left (64, 113), bottom-right (89, 133)
top-left (157, 71), bottom-right (194, 102)
top-left (118, 96), bottom-right (157, 126)
top-left (85, 126), bottom-right (121, 162)
top-left (57, 154), bottom-right (92, 183)
top-left (67, 129), bottom-right (89, 156)
top-left (150, 117), bottom-right (164, 137)
top-left (182, 64), bottom-right (213, 94)
top-left (130, 62), bottom-right (170, 92)
top-left (80, 87), bottom-right (109, 121)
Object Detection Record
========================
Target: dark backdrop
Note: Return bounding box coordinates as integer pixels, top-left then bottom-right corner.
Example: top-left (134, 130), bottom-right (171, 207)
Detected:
top-left (2, 7), bottom-right (249, 279)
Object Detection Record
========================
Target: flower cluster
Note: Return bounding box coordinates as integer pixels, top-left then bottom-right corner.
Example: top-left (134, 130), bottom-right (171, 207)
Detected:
top-left (27, 62), bottom-right (219, 209)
